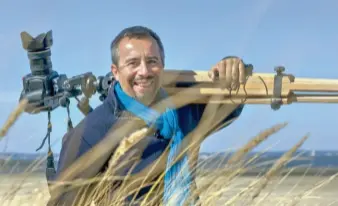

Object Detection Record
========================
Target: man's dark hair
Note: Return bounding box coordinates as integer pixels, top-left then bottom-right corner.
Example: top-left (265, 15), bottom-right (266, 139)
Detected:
top-left (110, 26), bottom-right (165, 67)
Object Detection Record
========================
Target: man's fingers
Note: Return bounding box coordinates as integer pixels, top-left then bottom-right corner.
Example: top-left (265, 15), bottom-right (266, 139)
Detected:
top-left (239, 60), bottom-right (246, 84)
top-left (218, 61), bottom-right (226, 81)
top-left (225, 59), bottom-right (232, 89)
top-left (208, 67), bottom-right (218, 81)
top-left (231, 59), bottom-right (239, 90)
top-left (209, 57), bottom-right (248, 88)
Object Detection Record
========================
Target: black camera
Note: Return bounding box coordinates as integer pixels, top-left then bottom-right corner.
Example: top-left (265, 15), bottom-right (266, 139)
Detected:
top-left (19, 30), bottom-right (60, 113)
top-left (19, 30), bottom-right (113, 115)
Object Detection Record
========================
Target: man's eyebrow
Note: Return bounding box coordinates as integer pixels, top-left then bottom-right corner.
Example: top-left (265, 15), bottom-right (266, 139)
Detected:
top-left (125, 57), bottom-right (139, 62)
top-left (147, 56), bottom-right (159, 60)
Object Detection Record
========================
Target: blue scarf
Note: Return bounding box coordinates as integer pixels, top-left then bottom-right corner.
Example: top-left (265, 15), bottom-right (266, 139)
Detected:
top-left (114, 82), bottom-right (193, 205)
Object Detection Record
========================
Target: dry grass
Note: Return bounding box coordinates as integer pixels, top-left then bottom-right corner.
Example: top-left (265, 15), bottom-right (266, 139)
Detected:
top-left (1, 94), bottom-right (338, 206)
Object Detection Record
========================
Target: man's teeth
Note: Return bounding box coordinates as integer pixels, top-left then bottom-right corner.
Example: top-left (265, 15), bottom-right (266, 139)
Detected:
top-left (135, 81), bottom-right (152, 86)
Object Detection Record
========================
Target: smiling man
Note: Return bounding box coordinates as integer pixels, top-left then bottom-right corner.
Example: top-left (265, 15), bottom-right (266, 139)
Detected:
top-left (111, 32), bottom-right (164, 106)
top-left (47, 26), bottom-right (246, 206)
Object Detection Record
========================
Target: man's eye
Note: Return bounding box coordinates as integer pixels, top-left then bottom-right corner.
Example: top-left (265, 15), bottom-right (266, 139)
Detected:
top-left (128, 61), bottom-right (137, 66)
top-left (147, 59), bottom-right (157, 64)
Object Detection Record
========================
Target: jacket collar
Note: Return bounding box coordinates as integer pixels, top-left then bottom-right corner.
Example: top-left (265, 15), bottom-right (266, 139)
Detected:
top-left (103, 80), bottom-right (121, 116)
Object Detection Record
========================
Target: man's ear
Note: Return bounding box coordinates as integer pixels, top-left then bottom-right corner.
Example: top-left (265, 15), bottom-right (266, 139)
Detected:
top-left (111, 64), bottom-right (119, 81)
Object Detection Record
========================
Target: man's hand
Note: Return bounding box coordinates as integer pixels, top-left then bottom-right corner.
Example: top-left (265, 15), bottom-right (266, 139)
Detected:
top-left (208, 56), bottom-right (247, 90)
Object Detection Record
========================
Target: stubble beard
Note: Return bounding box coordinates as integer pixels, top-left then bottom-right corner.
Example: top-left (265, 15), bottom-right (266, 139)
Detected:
top-left (135, 83), bottom-right (160, 106)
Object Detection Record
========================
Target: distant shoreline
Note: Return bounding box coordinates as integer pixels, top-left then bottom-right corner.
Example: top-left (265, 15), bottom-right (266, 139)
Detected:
top-left (1, 150), bottom-right (338, 177)
top-left (198, 167), bottom-right (338, 177)
top-left (1, 166), bottom-right (337, 177)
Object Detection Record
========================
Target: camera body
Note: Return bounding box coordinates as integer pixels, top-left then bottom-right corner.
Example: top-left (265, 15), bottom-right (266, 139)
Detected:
top-left (20, 71), bottom-right (62, 113)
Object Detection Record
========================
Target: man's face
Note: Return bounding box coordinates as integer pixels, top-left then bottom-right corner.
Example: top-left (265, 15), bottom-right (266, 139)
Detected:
top-left (111, 36), bottom-right (164, 105)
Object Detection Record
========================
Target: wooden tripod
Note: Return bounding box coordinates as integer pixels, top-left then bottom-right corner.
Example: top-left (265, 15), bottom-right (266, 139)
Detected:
top-left (162, 65), bottom-right (338, 109)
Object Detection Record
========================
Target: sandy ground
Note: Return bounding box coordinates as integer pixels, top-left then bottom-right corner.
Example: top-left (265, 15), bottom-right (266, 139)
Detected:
top-left (0, 173), bottom-right (337, 206)
top-left (198, 175), bottom-right (338, 206)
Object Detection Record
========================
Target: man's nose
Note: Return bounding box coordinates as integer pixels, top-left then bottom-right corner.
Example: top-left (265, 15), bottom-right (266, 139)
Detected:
top-left (138, 61), bottom-right (151, 76)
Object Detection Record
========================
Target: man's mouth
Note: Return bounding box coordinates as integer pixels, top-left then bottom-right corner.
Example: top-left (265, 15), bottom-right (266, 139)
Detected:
top-left (133, 80), bottom-right (154, 89)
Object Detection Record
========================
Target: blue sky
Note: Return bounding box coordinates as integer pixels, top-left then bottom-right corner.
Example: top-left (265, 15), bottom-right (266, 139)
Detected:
top-left (0, 0), bottom-right (338, 154)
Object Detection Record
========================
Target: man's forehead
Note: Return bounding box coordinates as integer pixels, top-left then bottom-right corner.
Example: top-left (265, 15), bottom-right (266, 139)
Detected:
top-left (118, 37), bottom-right (160, 54)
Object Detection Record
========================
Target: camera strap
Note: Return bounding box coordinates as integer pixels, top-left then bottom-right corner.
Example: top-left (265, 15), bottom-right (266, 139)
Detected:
top-left (66, 104), bottom-right (74, 131)
top-left (35, 110), bottom-right (56, 189)
top-left (35, 103), bottom-right (74, 190)
top-left (36, 110), bottom-right (52, 152)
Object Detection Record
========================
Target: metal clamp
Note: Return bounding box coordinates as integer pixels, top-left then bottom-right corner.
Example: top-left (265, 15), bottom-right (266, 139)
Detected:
top-left (271, 66), bottom-right (285, 110)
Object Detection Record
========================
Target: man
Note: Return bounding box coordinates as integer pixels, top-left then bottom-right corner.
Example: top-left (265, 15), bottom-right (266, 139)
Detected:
top-left (47, 26), bottom-right (246, 206)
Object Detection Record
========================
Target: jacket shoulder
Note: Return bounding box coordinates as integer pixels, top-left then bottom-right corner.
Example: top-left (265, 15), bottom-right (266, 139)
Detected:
top-left (66, 102), bottom-right (117, 147)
